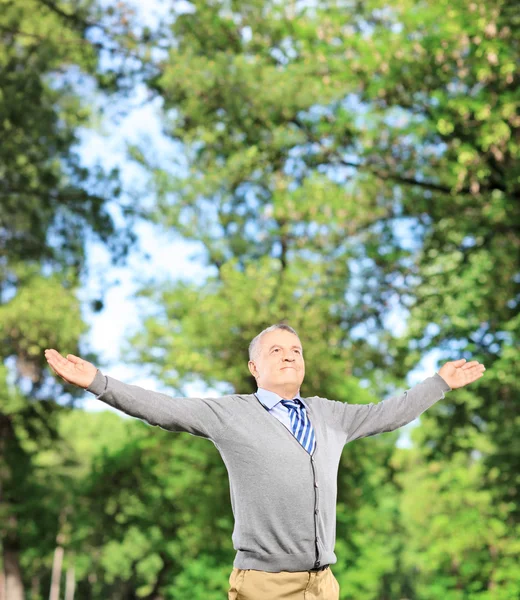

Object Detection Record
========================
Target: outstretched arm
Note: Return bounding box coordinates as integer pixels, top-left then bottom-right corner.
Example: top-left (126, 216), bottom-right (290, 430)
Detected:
top-left (44, 349), bottom-right (227, 440)
top-left (332, 359), bottom-right (486, 443)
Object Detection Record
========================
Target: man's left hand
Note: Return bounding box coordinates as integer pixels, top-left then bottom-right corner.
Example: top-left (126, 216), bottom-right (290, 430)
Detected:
top-left (438, 359), bottom-right (486, 390)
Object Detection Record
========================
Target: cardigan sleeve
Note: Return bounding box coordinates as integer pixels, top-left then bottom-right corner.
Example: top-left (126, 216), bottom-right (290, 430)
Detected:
top-left (86, 369), bottom-right (228, 441)
top-left (329, 373), bottom-right (451, 443)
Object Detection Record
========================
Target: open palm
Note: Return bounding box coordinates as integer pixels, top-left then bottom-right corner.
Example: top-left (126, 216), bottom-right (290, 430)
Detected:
top-left (438, 358), bottom-right (486, 390)
top-left (44, 349), bottom-right (97, 389)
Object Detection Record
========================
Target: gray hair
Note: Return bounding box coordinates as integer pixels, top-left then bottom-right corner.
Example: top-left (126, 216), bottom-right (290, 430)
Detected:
top-left (248, 324), bottom-right (300, 361)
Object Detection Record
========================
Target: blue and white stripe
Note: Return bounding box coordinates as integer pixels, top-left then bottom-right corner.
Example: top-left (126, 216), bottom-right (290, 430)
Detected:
top-left (280, 399), bottom-right (316, 455)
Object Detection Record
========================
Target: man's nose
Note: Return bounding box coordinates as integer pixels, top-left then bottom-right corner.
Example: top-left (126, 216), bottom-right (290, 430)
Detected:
top-left (283, 355), bottom-right (295, 362)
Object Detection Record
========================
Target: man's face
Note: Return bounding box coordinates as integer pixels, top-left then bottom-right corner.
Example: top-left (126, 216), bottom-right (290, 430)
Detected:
top-left (248, 329), bottom-right (305, 393)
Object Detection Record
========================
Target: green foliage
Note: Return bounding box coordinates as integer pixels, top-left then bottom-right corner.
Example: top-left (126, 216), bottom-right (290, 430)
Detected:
top-left (0, 0), bottom-right (133, 275)
top-left (0, 0), bottom-right (141, 597)
top-left (66, 417), bottom-right (235, 598)
top-left (3, 0), bottom-right (518, 598)
top-left (169, 554), bottom-right (232, 600)
top-left (396, 449), bottom-right (520, 599)
top-left (0, 267), bottom-right (87, 365)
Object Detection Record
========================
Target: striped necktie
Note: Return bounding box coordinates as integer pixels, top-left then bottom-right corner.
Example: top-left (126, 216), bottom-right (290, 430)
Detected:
top-left (280, 399), bottom-right (316, 455)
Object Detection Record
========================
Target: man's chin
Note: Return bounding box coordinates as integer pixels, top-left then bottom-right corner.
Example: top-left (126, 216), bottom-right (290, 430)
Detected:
top-left (280, 372), bottom-right (304, 383)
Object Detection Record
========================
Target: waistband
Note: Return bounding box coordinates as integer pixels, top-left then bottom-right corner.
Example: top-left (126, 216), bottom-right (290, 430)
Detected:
top-left (309, 564), bottom-right (329, 572)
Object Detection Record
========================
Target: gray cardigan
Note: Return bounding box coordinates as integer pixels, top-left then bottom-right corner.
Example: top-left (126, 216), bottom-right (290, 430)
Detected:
top-left (87, 370), bottom-right (451, 572)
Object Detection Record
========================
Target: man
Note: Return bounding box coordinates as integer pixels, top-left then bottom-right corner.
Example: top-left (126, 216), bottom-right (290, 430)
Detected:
top-left (44, 324), bottom-right (486, 600)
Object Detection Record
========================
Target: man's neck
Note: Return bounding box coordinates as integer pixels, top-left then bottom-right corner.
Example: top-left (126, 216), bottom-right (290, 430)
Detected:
top-left (259, 384), bottom-right (301, 400)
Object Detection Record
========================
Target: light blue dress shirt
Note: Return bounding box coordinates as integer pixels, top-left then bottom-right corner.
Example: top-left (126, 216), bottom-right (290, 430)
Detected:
top-left (255, 387), bottom-right (311, 436)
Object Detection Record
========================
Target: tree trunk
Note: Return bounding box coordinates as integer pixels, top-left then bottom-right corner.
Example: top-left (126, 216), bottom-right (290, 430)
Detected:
top-left (0, 568), bottom-right (5, 600)
top-left (64, 561), bottom-right (75, 600)
top-left (31, 575), bottom-right (40, 600)
top-left (3, 544), bottom-right (25, 600)
top-left (48, 546), bottom-right (64, 600)
top-left (1, 412), bottom-right (25, 600)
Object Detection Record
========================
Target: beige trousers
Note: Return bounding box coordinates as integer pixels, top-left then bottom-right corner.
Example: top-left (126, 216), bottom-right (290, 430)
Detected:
top-left (228, 566), bottom-right (340, 600)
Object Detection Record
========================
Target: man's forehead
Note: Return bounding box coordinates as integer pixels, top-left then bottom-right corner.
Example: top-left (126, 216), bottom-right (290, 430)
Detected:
top-left (260, 330), bottom-right (302, 348)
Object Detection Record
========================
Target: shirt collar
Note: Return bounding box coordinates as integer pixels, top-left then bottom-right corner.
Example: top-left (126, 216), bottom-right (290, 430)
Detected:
top-left (255, 387), bottom-right (304, 410)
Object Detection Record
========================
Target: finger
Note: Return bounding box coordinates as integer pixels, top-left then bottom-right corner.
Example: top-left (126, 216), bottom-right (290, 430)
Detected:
top-left (45, 353), bottom-right (71, 375)
top-left (461, 361), bottom-right (480, 370)
top-left (50, 368), bottom-right (71, 384)
top-left (66, 354), bottom-right (82, 364)
top-left (48, 350), bottom-right (70, 367)
top-left (45, 355), bottom-right (62, 373)
top-left (451, 358), bottom-right (467, 366)
top-left (45, 349), bottom-right (65, 362)
top-left (47, 362), bottom-right (67, 381)
top-left (467, 364), bottom-right (486, 372)
top-left (467, 369), bottom-right (486, 382)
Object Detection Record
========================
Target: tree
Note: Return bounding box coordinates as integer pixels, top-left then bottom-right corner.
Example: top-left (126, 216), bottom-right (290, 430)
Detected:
top-left (0, 0), bottom-right (144, 596)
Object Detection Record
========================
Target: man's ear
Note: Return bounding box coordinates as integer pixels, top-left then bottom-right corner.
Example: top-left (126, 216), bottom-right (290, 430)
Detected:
top-left (248, 360), bottom-right (258, 379)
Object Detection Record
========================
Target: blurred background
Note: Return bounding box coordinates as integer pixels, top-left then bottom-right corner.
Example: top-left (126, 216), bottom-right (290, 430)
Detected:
top-left (1, 0), bottom-right (518, 598)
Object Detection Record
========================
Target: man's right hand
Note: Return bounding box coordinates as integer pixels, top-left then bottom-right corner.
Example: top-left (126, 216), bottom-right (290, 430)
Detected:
top-left (44, 349), bottom-right (98, 389)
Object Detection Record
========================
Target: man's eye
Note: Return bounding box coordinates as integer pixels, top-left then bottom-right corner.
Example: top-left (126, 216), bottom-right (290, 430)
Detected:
top-left (295, 350), bottom-right (301, 354)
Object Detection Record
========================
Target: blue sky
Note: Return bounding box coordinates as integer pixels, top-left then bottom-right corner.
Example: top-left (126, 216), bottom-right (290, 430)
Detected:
top-left (76, 86), bottom-right (212, 402)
